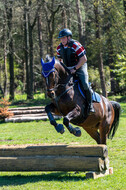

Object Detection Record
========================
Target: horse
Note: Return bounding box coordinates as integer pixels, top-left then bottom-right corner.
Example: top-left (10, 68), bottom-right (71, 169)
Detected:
top-left (41, 56), bottom-right (121, 145)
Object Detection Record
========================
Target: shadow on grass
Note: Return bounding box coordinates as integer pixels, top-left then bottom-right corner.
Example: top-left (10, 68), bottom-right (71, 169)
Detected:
top-left (118, 96), bottom-right (126, 103)
top-left (0, 172), bottom-right (86, 187)
top-left (120, 114), bottom-right (126, 118)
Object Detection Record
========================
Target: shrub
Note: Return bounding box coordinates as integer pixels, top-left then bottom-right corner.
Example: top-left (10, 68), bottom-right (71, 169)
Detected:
top-left (0, 98), bottom-right (13, 121)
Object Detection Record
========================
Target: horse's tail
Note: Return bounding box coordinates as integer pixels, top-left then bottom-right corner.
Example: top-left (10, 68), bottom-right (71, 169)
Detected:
top-left (108, 101), bottom-right (121, 139)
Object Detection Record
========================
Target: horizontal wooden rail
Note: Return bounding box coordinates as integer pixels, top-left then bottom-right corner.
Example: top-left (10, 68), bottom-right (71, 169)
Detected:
top-left (6, 106), bottom-right (61, 123)
top-left (0, 144), bottom-right (112, 179)
top-left (0, 145), bottom-right (108, 157)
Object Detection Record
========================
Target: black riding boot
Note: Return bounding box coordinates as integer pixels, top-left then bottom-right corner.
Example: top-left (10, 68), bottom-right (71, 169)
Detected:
top-left (85, 88), bottom-right (95, 115)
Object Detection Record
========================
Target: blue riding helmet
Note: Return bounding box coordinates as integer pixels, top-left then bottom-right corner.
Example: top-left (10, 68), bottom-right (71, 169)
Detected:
top-left (58, 28), bottom-right (72, 38)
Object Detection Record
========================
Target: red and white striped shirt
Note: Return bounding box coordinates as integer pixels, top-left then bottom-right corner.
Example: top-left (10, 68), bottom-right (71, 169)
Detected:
top-left (57, 40), bottom-right (86, 59)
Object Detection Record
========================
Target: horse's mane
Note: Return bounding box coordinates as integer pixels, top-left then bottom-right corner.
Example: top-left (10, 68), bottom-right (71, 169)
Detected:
top-left (45, 54), bottom-right (59, 64)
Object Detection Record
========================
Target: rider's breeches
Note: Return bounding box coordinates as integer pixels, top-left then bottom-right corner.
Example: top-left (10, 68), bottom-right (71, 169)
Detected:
top-left (76, 63), bottom-right (89, 91)
top-left (76, 63), bottom-right (92, 105)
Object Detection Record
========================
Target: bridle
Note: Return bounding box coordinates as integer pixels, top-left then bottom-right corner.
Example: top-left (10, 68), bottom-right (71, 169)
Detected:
top-left (46, 68), bottom-right (60, 93)
top-left (44, 65), bottom-right (76, 114)
top-left (46, 66), bottom-right (74, 99)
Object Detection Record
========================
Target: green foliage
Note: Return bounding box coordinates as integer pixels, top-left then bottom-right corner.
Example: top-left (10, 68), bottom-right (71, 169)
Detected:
top-left (114, 54), bottom-right (126, 92)
top-left (88, 66), bottom-right (110, 93)
top-left (115, 54), bottom-right (126, 79)
top-left (16, 80), bottom-right (25, 93)
top-left (9, 92), bottom-right (50, 107)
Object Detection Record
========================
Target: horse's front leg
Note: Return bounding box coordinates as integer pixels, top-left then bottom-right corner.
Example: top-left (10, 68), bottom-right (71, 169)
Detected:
top-left (63, 107), bottom-right (81, 137)
top-left (45, 103), bottom-right (65, 134)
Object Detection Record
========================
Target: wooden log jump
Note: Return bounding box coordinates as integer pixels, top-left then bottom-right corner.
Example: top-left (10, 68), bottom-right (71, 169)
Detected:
top-left (6, 106), bottom-right (62, 122)
top-left (0, 144), bottom-right (113, 179)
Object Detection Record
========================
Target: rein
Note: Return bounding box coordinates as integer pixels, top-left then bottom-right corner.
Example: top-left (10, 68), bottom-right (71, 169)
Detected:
top-left (54, 82), bottom-right (76, 115)
top-left (60, 62), bottom-right (71, 75)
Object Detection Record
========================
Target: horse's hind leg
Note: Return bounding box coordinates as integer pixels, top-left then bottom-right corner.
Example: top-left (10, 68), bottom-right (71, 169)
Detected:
top-left (99, 120), bottom-right (111, 145)
top-left (83, 127), bottom-right (101, 144)
top-left (99, 105), bottom-right (114, 144)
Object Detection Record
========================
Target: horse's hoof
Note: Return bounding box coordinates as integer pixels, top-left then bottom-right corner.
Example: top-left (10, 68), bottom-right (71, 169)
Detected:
top-left (55, 124), bottom-right (65, 134)
top-left (74, 127), bottom-right (81, 137)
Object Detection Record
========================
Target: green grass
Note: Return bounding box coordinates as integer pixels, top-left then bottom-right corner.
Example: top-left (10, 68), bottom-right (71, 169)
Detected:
top-left (8, 92), bottom-right (51, 108)
top-left (0, 100), bottom-right (125, 189)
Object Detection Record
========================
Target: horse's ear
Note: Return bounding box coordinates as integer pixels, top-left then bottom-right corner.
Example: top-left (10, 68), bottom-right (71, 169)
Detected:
top-left (41, 58), bottom-right (44, 66)
top-left (51, 57), bottom-right (55, 66)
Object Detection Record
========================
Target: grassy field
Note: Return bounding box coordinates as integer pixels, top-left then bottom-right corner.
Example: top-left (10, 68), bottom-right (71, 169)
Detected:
top-left (0, 96), bottom-right (125, 189)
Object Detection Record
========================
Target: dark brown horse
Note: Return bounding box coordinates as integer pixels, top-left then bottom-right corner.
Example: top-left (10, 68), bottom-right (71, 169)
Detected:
top-left (41, 57), bottom-right (121, 144)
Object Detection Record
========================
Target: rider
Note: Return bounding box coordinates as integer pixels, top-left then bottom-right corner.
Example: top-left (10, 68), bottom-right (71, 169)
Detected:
top-left (56, 28), bottom-right (95, 115)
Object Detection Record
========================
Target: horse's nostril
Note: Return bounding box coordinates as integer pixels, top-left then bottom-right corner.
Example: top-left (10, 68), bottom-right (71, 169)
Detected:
top-left (47, 91), bottom-right (55, 98)
top-left (51, 91), bottom-right (55, 97)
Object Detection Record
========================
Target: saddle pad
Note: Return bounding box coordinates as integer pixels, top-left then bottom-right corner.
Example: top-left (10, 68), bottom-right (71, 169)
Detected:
top-left (92, 92), bottom-right (101, 102)
top-left (78, 83), bottom-right (101, 103)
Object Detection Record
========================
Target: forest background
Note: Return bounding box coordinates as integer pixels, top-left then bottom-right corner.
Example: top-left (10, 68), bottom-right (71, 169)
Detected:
top-left (0, 0), bottom-right (126, 100)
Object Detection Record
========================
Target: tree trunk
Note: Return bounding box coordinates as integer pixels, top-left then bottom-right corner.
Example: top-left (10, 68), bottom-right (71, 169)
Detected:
top-left (28, 0), bottom-right (41, 99)
top-left (102, 0), bottom-right (118, 94)
top-left (38, 12), bottom-right (43, 59)
top-left (94, 0), bottom-right (107, 97)
top-left (29, 25), bottom-right (34, 99)
top-left (23, 0), bottom-right (41, 99)
top-left (5, 2), bottom-right (14, 100)
top-left (81, 0), bottom-right (86, 47)
top-left (8, 36), bottom-right (14, 100)
top-left (67, 4), bottom-right (71, 29)
top-left (23, 0), bottom-right (30, 99)
top-left (3, 10), bottom-right (8, 97)
top-left (48, 32), bottom-right (54, 56)
top-left (62, 6), bottom-right (67, 28)
top-left (76, 0), bottom-right (83, 44)
top-left (0, 85), bottom-right (4, 98)
top-left (37, 12), bottom-right (47, 97)
top-left (44, 0), bottom-right (61, 56)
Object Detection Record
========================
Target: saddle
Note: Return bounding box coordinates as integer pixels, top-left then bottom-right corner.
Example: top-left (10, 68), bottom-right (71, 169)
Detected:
top-left (78, 83), bottom-right (101, 103)
top-left (73, 77), bottom-right (101, 103)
